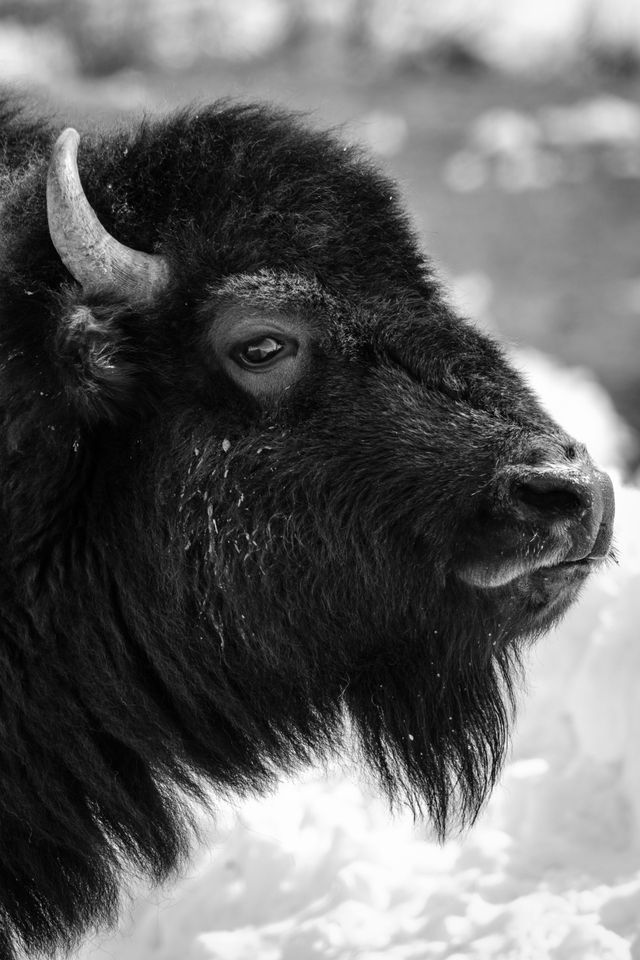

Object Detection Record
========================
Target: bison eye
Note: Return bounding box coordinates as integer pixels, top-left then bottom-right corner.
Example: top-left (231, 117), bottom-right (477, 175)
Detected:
top-left (234, 336), bottom-right (293, 369)
top-left (209, 306), bottom-right (308, 398)
top-left (234, 337), bottom-right (283, 367)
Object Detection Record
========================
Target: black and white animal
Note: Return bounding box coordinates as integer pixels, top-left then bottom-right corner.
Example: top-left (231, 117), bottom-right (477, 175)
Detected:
top-left (0, 99), bottom-right (614, 959)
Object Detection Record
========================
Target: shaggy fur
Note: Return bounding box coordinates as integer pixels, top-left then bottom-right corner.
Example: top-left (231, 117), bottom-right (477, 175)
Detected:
top-left (0, 98), bottom-right (586, 958)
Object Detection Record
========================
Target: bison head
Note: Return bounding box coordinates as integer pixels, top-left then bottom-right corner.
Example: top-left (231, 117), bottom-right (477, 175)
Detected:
top-left (0, 101), bottom-right (614, 958)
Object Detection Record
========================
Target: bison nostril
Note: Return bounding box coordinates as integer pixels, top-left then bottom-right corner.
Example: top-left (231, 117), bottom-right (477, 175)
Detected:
top-left (513, 476), bottom-right (588, 518)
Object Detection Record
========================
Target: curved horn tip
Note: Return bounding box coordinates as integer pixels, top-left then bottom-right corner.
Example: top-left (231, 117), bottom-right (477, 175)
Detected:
top-left (57, 127), bottom-right (80, 149)
top-left (47, 127), bottom-right (82, 210)
top-left (49, 127), bottom-right (80, 170)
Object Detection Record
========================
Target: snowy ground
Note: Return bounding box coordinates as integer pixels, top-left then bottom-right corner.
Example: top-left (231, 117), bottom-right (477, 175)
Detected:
top-left (77, 354), bottom-right (640, 960)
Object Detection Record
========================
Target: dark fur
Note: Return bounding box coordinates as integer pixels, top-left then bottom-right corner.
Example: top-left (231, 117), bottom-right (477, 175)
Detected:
top-left (0, 99), bottom-right (577, 958)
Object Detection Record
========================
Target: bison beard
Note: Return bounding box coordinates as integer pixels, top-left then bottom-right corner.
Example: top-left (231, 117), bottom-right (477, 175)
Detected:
top-left (0, 100), bottom-right (613, 958)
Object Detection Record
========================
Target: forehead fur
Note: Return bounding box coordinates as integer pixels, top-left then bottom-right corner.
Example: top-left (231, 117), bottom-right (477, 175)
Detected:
top-left (75, 104), bottom-right (432, 301)
top-left (211, 269), bottom-right (331, 312)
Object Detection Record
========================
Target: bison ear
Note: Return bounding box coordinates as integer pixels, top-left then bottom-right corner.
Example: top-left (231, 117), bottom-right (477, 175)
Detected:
top-left (47, 128), bottom-right (171, 305)
top-left (54, 301), bottom-right (141, 422)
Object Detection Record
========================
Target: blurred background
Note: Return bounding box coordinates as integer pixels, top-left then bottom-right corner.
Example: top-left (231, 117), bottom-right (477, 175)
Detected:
top-left (1, 0), bottom-right (640, 466)
top-left (3, 3), bottom-right (640, 958)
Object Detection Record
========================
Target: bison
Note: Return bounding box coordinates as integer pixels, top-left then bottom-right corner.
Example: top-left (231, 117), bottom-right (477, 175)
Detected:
top-left (0, 97), bottom-right (614, 959)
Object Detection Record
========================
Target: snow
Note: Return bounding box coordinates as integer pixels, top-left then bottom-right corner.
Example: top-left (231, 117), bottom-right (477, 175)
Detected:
top-left (77, 354), bottom-right (640, 960)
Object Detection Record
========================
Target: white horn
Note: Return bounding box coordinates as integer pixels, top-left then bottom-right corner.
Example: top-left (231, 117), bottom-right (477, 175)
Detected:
top-left (47, 128), bottom-right (170, 303)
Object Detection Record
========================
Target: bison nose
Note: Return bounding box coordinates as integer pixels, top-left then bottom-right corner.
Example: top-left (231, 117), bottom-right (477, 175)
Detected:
top-left (458, 460), bottom-right (614, 589)
top-left (503, 464), bottom-right (615, 561)
top-left (512, 471), bottom-right (592, 520)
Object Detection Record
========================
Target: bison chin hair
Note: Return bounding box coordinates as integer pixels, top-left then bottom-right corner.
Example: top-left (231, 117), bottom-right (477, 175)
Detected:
top-left (200, 526), bottom-right (521, 841)
top-left (344, 637), bottom-right (519, 838)
top-left (179, 460), bottom-right (523, 842)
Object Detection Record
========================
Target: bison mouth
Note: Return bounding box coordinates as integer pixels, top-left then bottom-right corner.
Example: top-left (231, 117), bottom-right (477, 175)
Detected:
top-left (459, 539), bottom-right (613, 592)
top-left (507, 553), bottom-right (610, 626)
top-left (454, 550), bottom-right (610, 640)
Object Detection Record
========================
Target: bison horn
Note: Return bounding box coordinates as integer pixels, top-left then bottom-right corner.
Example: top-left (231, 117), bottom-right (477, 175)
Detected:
top-left (47, 127), bottom-right (170, 303)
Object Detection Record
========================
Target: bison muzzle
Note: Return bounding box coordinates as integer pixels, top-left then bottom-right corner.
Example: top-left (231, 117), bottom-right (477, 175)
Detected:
top-left (0, 98), bottom-right (614, 959)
